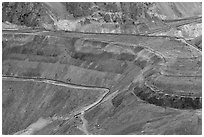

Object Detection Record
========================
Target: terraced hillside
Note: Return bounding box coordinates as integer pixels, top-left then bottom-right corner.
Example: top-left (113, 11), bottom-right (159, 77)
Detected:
top-left (2, 2), bottom-right (202, 135)
top-left (2, 28), bottom-right (202, 134)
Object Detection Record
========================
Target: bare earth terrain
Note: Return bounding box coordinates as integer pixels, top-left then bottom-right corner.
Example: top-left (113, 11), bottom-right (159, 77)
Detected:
top-left (2, 2), bottom-right (202, 135)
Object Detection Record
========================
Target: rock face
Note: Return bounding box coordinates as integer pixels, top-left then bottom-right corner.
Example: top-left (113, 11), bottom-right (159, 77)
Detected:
top-left (2, 2), bottom-right (202, 135)
top-left (2, 2), bottom-right (202, 35)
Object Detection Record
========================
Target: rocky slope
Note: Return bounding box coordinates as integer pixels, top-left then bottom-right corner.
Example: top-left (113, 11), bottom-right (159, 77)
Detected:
top-left (2, 2), bottom-right (202, 36)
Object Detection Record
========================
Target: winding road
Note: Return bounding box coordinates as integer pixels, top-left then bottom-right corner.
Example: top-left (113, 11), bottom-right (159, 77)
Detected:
top-left (3, 75), bottom-right (110, 135)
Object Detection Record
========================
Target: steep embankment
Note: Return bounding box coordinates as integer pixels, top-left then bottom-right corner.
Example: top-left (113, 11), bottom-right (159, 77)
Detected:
top-left (2, 28), bottom-right (202, 134)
